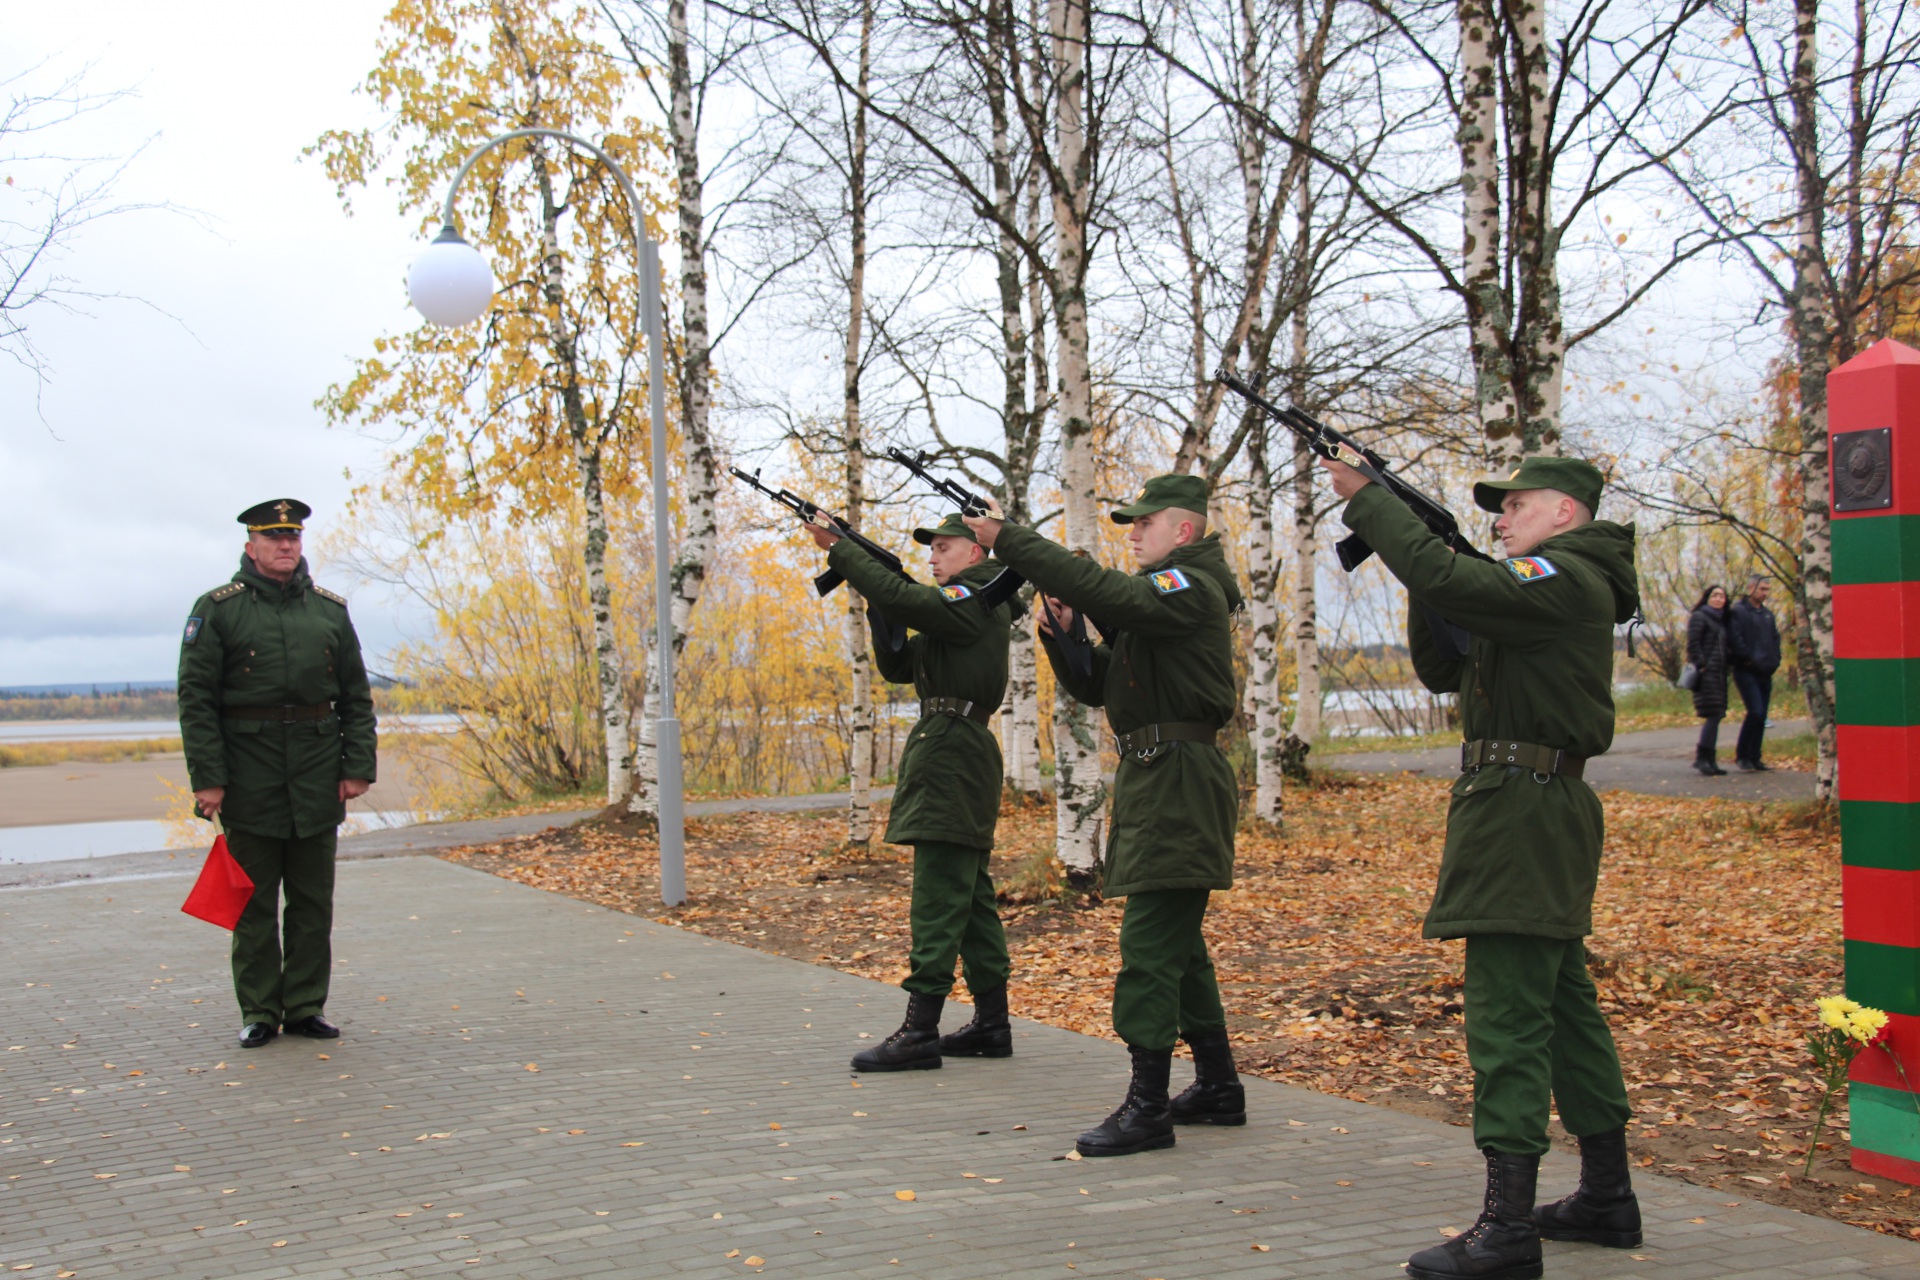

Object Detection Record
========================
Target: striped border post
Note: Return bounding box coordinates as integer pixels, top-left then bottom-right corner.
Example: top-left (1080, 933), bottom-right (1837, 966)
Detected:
top-left (1833, 338), bottom-right (1920, 1184)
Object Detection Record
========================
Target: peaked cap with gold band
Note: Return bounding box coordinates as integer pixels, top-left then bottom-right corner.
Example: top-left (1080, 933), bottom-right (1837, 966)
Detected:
top-left (238, 498), bottom-right (311, 534)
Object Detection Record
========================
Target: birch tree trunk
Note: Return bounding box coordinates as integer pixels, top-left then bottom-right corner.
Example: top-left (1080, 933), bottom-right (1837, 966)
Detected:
top-left (1788, 0), bottom-right (1839, 801)
top-left (631, 0), bottom-right (722, 820)
top-left (1048, 0), bottom-right (1105, 878)
top-left (1288, 429), bottom-right (1322, 743)
top-left (1245, 418), bottom-right (1285, 822)
top-left (535, 166), bottom-right (632, 806)
top-left (844, 0), bottom-right (877, 845)
top-left (1456, 0), bottom-right (1521, 468)
top-left (990, 0), bottom-right (1042, 795)
top-left (1508, 0), bottom-right (1562, 457)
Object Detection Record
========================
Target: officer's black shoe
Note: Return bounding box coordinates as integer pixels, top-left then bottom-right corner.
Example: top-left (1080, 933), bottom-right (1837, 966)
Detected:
top-left (284, 1014), bottom-right (340, 1039)
top-left (1075, 1045), bottom-right (1176, 1157)
top-left (851, 992), bottom-right (944, 1072)
top-left (1406, 1150), bottom-right (1543, 1280)
top-left (238, 1022), bottom-right (278, 1049)
top-left (1534, 1126), bottom-right (1643, 1248)
top-left (1169, 1028), bottom-right (1245, 1125)
top-left (939, 985), bottom-right (1012, 1058)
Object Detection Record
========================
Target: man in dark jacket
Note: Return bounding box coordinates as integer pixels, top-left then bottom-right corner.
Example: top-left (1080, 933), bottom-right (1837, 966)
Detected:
top-left (1727, 576), bottom-right (1782, 772)
top-left (806, 513), bottom-right (1016, 1072)
top-left (178, 500), bottom-right (378, 1049)
top-left (967, 474), bottom-right (1245, 1159)
top-left (1320, 456), bottom-right (1642, 1279)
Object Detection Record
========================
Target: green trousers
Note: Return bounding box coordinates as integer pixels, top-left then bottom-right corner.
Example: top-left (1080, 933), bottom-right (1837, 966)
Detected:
top-left (903, 841), bottom-right (1011, 998)
top-left (1112, 888), bottom-right (1227, 1051)
top-left (1464, 934), bottom-right (1633, 1155)
top-left (226, 827), bottom-right (337, 1025)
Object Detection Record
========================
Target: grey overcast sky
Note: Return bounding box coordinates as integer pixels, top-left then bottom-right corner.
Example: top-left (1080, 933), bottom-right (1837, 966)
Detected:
top-left (2, 1), bottom-right (425, 685)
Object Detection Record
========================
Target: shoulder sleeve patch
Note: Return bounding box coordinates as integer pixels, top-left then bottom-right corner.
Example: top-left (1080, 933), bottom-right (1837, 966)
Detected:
top-left (939, 583), bottom-right (974, 602)
top-left (312, 585), bottom-right (349, 606)
top-left (1504, 556), bottom-right (1560, 584)
top-left (209, 582), bottom-right (245, 601)
top-left (182, 616), bottom-right (204, 646)
top-left (1150, 567), bottom-right (1193, 594)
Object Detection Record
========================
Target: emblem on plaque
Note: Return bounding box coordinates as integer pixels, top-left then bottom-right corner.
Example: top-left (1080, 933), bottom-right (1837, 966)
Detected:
top-left (1832, 427), bottom-right (1892, 512)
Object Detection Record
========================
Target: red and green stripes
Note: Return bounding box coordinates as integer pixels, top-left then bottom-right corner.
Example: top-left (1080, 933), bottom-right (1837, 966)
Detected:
top-left (1833, 341), bottom-right (1920, 1184)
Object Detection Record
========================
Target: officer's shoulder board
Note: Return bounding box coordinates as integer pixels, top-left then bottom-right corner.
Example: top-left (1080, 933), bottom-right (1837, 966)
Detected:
top-left (1504, 556), bottom-right (1560, 585)
top-left (939, 583), bottom-right (974, 602)
top-left (312, 584), bottom-right (349, 607)
top-left (208, 582), bottom-right (245, 602)
top-left (1150, 567), bottom-right (1193, 595)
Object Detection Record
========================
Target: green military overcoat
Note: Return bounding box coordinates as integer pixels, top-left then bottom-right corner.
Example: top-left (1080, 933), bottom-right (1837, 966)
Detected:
top-left (1341, 485), bottom-right (1639, 939)
top-left (828, 543), bottom-right (1011, 851)
top-left (990, 527), bottom-right (1242, 897)
top-left (177, 557), bottom-right (378, 839)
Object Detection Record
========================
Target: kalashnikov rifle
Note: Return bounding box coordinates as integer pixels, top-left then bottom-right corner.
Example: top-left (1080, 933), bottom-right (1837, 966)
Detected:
top-left (1216, 368), bottom-right (1493, 659)
top-left (728, 466), bottom-right (909, 652)
top-left (878, 448), bottom-right (1112, 677)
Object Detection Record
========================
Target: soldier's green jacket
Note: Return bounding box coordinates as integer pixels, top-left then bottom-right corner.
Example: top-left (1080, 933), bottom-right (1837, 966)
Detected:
top-left (991, 526), bottom-right (1241, 897)
top-left (177, 557), bottom-right (378, 840)
top-left (1342, 485), bottom-right (1639, 939)
top-left (828, 543), bottom-right (1010, 850)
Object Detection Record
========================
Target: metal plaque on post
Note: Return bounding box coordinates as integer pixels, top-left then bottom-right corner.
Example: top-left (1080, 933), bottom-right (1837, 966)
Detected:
top-left (1833, 427), bottom-right (1893, 512)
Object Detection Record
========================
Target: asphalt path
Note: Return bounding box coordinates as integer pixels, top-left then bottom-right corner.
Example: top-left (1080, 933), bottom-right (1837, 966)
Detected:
top-left (1327, 720), bottom-right (1815, 801)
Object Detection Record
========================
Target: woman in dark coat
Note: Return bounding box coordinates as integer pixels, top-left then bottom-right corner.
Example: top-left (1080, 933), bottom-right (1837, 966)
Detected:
top-left (1686, 584), bottom-right (1730, 775)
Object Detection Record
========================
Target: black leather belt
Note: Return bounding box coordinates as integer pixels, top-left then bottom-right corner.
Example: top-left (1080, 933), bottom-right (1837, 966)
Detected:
top-left (921, 697), bottom-right (994, 725)
top-left (1461, 738), bottom-right (1586, 780)
top-left (1114, 721), bottom-right (1218, 755)
top-left (225, 703), bottom-right (334, 722)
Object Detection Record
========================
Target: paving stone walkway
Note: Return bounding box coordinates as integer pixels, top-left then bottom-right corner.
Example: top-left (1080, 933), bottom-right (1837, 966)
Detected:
top-left (3, 856), bottom-right (1913, 1279)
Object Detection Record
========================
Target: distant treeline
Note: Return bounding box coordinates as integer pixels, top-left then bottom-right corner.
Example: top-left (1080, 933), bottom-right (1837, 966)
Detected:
top-left (0, 690), bottom-right (179, 721)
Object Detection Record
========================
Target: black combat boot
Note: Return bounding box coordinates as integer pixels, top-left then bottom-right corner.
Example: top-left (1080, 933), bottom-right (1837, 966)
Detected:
top-left (851, 992), bottom-right (944, 1072)
top-left (1534, 1126), bottom-right (1643, 1248)
top-left (939, 985), bottom-right (1012, 1058)
top-left (1406, 1150), bottom-right (1543, 1280)
top-left (1169, 1028), bottom-right (1245, 1125)
top-left (1075, 1045), bottom-right (1176, 1157)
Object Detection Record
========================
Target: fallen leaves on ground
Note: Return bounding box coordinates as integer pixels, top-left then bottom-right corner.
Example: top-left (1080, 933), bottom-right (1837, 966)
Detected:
top-left (440, 775), bottom-right (1916, 1239)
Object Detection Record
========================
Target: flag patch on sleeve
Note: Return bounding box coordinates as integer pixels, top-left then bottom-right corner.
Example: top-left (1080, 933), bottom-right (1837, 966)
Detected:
top-left (940, 583), bottom-right (974, 602)
top-left (182, 616), bottom-right (204, 646)
top-left (1505, 556), bottom-right (1559, 584)
top-left (1150, 567), bottom-right (1193, 594)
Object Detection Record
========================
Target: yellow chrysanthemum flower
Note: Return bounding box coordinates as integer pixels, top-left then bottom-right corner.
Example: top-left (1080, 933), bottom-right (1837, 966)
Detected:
top-left (1817, 995), bottom-right (1858, 1030)
top-left (1846, 1006), bottom-right (1889, 1045)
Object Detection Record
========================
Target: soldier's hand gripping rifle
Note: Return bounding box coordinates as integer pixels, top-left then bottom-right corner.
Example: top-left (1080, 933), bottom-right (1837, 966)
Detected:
top-left (728, 466), bottom-right (910, 652)
top-left (1216, 368), bottom-right (1492, 659)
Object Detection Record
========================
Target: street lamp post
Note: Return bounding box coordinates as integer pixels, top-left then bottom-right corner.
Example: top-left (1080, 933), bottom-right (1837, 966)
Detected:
top-left (406, 126), bottom-right (686, 907)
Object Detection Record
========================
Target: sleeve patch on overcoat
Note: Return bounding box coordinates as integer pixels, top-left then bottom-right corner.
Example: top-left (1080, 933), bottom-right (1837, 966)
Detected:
top-left (1150, 567), bottom-right (1193, 594)
top-left (1504, 556), bottom-right (1559, 584)
top-left (182, 616), bottom-right (204, 646)
top-left (940, 583), bottom-right (973, 601)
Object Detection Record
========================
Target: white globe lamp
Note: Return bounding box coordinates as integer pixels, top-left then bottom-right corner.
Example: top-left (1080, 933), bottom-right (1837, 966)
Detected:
top-left (407, 225), bottom-right (495, 327)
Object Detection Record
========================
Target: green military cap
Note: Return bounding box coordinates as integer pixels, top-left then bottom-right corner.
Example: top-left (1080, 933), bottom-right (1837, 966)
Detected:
top-left (1472, 457), bottom-right (1603, 515)
top-left (912, 512), bottom-right (979, 545)
top-left (237, 498), bottom-right (311, 534)
top-left (1109, 473), bottom-right (1210, 524)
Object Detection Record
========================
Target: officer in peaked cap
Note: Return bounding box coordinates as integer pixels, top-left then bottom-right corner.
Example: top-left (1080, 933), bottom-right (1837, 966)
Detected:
top-left (177, 500), bottom-right (378, 1049)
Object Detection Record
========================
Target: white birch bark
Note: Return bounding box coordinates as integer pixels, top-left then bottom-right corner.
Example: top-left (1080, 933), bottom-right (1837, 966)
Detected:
top-left (631, 0), bottom-right (721, 820)
top-left (534, 171), bottom-right (632, 806)
top-left (1509, 0), bottom-right (1562, 456)
top-left (1048, 0), bottom-right (1105, 876)
top-left (1456, 0), bottom-right (1521, 468)
top-left (843, 0), bottom-right (876, 844)
top-left (1288, 430), bottom-right (1322, 744)
top-left (1245, 419), bottom-right (1284, 822)
top-left (1789, 0), bottom-right (1838, 800)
